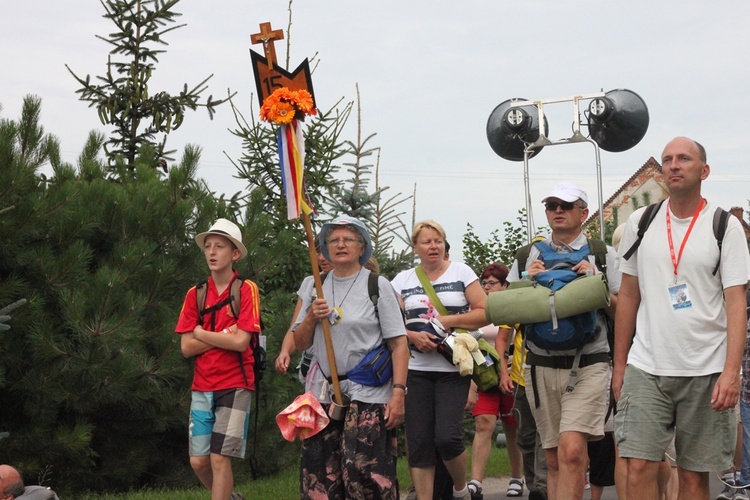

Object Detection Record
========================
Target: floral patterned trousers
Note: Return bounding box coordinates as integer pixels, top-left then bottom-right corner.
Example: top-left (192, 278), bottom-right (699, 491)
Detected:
top-left (300, 400), bottom-right (399, 499)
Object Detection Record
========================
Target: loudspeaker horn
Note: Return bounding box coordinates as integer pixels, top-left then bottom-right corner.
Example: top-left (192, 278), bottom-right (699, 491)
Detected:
top-left (587, 89), bottom-right (649, 153)
top-left (486, 98), bottom-right (549, 161)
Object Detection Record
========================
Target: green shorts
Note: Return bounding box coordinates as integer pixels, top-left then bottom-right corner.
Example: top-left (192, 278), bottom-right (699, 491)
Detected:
top-left (615, 365), bottom-right (735, 472)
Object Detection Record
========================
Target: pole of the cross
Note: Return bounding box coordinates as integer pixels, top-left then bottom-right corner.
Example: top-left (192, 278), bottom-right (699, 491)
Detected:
top-left (301, 211), bottom-right (343, 406)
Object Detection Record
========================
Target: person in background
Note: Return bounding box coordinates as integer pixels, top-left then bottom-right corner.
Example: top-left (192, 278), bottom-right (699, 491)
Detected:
top-left (392, 220), bottom-right (488, 500)
top-left (0, 465), bottom-right (59, 500)
top-left (0, 465), bottom-right (24, 500)
top-left (717, 293), bottom-right (750, 500)
top-left (501, 322), bottom-right (548, 500)
top-left (613, 137), bottom-right (750, 499)
top-left (466, 263), bottom-right (525, 499)
top-left (736, 290), bottom-right (750, 500)
top-left (274, 243), bottom-right (333, 376)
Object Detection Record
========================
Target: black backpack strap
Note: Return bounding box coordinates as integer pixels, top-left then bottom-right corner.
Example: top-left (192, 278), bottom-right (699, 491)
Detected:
top-left (712, 208), bottom-right (730, 276)
top-left (622, 200), bottom-right (665, 261)
top-left (368, 272), bottom-right (380, 317)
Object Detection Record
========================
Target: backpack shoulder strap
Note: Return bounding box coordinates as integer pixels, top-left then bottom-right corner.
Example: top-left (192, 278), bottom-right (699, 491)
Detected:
top-left (622, 200), bottom-right (666, 261)
top-left (712, 207), bottom-right (730, 276)
top-left (368, 272), bottom-right (380, 315)
top-left (228, 275), bottom-right (245, 319)
top-left (514, 235), bottom-right (547, 273)
top-left (195, 279), bottom-right (208, 315)
top-left (532, 241), bottom-right (554, 260)
top-left (587, 238), bottom-right (608, 276)
top-left (514, 243), bottom-right (534, 273)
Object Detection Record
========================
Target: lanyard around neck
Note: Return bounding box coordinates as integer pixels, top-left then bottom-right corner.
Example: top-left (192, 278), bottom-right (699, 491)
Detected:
top-left (666, 198), bottom-right (705, 279)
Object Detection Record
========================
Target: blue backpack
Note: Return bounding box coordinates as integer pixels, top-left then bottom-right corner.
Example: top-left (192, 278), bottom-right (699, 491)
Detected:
top-left (524, 242), bottom-right (599, 351)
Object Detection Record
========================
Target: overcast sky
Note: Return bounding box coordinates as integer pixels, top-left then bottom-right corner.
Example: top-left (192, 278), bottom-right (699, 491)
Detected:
top-left (4, 1), bottom-right (750, 261)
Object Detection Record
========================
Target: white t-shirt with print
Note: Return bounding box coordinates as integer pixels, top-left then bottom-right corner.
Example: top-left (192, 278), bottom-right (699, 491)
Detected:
top-left (391, 262), bottom-right (479, 372)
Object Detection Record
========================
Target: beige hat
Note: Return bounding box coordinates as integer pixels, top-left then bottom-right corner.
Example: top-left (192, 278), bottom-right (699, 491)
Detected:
top-left (195, 218), bottom-right (247, 260)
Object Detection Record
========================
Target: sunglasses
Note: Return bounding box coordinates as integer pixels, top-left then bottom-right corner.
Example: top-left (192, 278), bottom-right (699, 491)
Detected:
top-left (544, 201), bottom-right (581, 212)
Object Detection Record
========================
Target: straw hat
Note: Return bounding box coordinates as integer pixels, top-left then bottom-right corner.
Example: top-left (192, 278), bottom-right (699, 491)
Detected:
top-left (195, 218), bottom-right (248, 260)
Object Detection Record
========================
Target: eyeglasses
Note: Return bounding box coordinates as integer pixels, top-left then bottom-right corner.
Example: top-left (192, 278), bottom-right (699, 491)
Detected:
top-left (326, 237), bottom-right (362, 247)
top-left (481, 280), bottom-right (501, 287)
top-left (544, 201), bottom-right (581, 212)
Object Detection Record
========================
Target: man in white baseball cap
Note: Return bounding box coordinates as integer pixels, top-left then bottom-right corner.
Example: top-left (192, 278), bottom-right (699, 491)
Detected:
top-left (507, 181), bottom-right (621, 499)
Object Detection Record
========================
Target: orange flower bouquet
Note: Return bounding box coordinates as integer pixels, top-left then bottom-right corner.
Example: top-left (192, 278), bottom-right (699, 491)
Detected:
top-left (259, 87), bottom-right (317, 125)
top-left (259, 86), bottom-right (316, 219)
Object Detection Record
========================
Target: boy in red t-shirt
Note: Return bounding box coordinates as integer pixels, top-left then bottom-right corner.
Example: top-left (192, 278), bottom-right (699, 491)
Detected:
top-left (175, 219), bottom-right (261, 500)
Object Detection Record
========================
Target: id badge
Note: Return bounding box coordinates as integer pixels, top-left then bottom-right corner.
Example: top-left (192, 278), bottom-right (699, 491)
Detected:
top-left (668, 282), bottom-right (692, 310)
top-left (328, 307), bottom-right (343, 325)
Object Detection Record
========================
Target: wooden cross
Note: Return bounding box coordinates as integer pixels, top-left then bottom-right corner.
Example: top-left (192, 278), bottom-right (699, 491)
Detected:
top-left (250, 22), bottom-right (284, 70)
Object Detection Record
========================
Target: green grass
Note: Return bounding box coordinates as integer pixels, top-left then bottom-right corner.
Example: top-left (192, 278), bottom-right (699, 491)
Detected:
top-left (76, 466), bottom-right (299, 500)
top-left (77, 445), bottom-right (511, 499)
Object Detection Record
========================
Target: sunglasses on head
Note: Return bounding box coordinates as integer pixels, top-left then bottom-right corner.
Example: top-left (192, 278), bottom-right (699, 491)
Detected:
top-left (544, 201), bottom-right (580, 211)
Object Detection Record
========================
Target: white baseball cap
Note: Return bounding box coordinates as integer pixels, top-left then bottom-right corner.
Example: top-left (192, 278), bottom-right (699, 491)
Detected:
top-left (541, 182), bottom-right (588, 205)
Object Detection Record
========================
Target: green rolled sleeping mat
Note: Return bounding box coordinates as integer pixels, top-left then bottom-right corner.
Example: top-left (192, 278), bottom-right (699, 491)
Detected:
top-left (485, 274), bottom-right (610, 326)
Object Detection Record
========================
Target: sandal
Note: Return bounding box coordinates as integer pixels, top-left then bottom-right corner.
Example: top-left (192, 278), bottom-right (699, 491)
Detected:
top-left (467, 479), bottom-right (483, 500)
top-left (507, 477), bottom-right (524, 497)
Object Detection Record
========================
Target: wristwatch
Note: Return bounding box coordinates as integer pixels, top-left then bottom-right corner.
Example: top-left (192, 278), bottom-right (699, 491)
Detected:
top-left (393, 383), bottom-right (408, 395)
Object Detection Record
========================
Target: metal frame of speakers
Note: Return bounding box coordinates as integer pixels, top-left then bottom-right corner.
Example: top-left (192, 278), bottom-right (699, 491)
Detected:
top-left (486, 89), bottom-right (649, 242)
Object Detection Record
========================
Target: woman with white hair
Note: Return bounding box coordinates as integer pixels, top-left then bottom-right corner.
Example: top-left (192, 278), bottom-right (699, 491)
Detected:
top-left (293, 215), bottom-right (409, 499)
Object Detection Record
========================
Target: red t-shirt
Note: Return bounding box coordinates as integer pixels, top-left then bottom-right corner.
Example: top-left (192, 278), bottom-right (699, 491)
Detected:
top-left (175, 272), bottom-right (261, 391)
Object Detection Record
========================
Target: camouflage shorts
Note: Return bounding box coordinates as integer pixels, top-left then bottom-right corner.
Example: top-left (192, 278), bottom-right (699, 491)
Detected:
top-left (300, 400), bottom-right (399, 499)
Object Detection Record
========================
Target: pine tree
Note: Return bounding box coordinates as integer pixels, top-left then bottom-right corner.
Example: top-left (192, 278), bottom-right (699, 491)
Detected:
top-left (0, 95), bottom-right (225, 493)
top-left (66, 0), bottom-right (232, 167)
